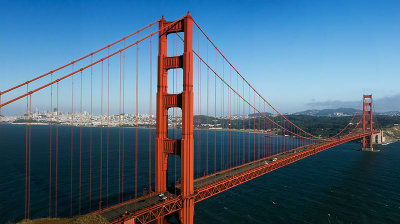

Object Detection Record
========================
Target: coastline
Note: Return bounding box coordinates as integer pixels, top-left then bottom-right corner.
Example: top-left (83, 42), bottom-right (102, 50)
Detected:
top-left (4, 121), bottom-right (282, 136)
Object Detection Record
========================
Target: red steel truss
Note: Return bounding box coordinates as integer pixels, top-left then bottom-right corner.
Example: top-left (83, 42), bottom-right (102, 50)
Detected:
top-left (112, 131), bottom-right (378, 224)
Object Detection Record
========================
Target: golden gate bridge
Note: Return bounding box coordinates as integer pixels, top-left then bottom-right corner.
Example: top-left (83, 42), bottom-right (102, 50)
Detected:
top-left (0, 12), bottom-right (382, 223)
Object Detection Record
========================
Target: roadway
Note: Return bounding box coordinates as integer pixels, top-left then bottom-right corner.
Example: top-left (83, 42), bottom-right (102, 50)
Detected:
top-left (97, 131), bottom-right (373, 223)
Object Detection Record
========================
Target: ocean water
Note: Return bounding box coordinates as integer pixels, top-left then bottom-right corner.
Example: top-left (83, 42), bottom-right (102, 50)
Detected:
top-left (194, 142), bottom-right (400, 224)
top-left (0, 124), bottom-right (399, 223)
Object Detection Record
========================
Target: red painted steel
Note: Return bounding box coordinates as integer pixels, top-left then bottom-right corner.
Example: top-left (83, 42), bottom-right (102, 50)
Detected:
top-left (362, 95), bottom-right (374, 149)
top-left (155, 12), bottom-right (194, 224)
top-left (113, 132), bottom-right (378, 224)
top-left (180, 13), bottom-right (195, 224)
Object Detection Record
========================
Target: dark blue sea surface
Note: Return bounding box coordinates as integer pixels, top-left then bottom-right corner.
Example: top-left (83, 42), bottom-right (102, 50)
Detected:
top-left (194, 142), bottom-right (400, 224)
top-left (0, 124), bottom-right (399, 223)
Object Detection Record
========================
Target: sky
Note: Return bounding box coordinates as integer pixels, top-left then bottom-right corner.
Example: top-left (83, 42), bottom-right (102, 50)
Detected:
top-left (1, 0), bottom-right (400, 113)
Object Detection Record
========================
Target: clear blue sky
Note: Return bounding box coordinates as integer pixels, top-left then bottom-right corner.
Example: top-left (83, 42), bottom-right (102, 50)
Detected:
top-left (1, 0), bottom-right (399, 113)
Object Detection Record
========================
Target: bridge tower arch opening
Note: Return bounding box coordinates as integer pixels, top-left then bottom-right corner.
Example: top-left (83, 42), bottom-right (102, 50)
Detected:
top-left (155, 12), bottom-right (194, 224)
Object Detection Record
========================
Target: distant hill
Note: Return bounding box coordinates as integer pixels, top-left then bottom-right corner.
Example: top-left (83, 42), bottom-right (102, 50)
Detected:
top-left (293, 108), bottom-right (358, 117)
top-left (292, 108), bottom-right (400, 117)
top-left (248, 108), bottom-right (400, 118)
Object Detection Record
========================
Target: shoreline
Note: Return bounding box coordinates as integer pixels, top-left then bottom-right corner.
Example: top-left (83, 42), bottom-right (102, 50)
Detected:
top-left (5, 122), bottom-right (400, 142)
top-left (3, 121), bottom-right (282, 136)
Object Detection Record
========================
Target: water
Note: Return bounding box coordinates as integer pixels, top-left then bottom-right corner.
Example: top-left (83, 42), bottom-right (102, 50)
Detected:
top-left (0, 124), bottom-right (399, 223)
top-left (194, 142), bottom-right (400, 224)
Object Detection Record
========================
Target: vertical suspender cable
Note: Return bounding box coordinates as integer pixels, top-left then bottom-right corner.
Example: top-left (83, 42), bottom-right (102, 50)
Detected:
top-left (149, 28), bottom-right (153, 193)
top-left (55, 83), bottom-right (59, 217)
top-left (242, 80), bottom-right (245, 163)
top-left (70, 65), bottom-right (74, 217)
top-left (263, 102), bottom-right (266, 158)
top-left (214, 51), bottom-right (217, 173)
top-left (118, 52), bottom-right (121, 203)
top-left (221, 59), bottom-right (224, 169)
top-left (229, 66), bottom-right (232, 168)
top-left (283, 120), bottom-right (285, 153)
top-left (253, 91), bottom-right (256, 161)
top-left (100, 60), bottom-right (103, 209)
top-left (258, 97), bottom-right (260, 159)
top-left (122, 40), bottom-right (126, 201)
top-left (221, 59), bottom-right (224, 170)
top-left (107, 48), bottom-right (110, 206)
top-left (25, 85), bottom-right (28, 219)
top-left (248, 86), bottom-right (250, 162)
top-left (237, 73), bottom-right (239, 165)
top-left (276, 115), bottom-right (278, 155)
top-left (206, 41), bottom-right (209, 175)
top-left (79, 71), bottom-right (82, 214)
top-left (49, 74), bottom-right (53, 217)
top-left (28, 94), bottom-right (32, 219)
top-left (90, 55), bottom-right (93, 209)
top-left (196, 28), bottom-right (200, 178)
top-left (135, 34), bottom-right (139, 200)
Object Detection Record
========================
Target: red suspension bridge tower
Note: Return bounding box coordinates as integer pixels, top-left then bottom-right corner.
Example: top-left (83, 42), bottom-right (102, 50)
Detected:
top-left (362, 94), bottom-right (374, 151)
top-left (155, 13), bottom-right (194, 224)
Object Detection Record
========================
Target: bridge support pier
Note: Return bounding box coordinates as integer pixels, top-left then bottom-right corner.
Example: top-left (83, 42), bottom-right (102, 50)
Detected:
top-left (155, 13), bottom-right (194, 224)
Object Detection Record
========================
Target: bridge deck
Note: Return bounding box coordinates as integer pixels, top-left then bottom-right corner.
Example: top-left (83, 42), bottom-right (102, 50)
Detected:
top-left (99, 192), bottom-right (176, 222)
top-left (98, 132), bottom-right (373, 223)
top-left (190, 145), bottom-right (313, 191)
top-left (98, 142), bottom-right (319, 222)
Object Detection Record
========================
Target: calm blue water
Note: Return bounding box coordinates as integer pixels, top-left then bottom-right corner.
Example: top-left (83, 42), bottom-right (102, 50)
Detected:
top-left (0, 124), bottom-right (399, 223)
